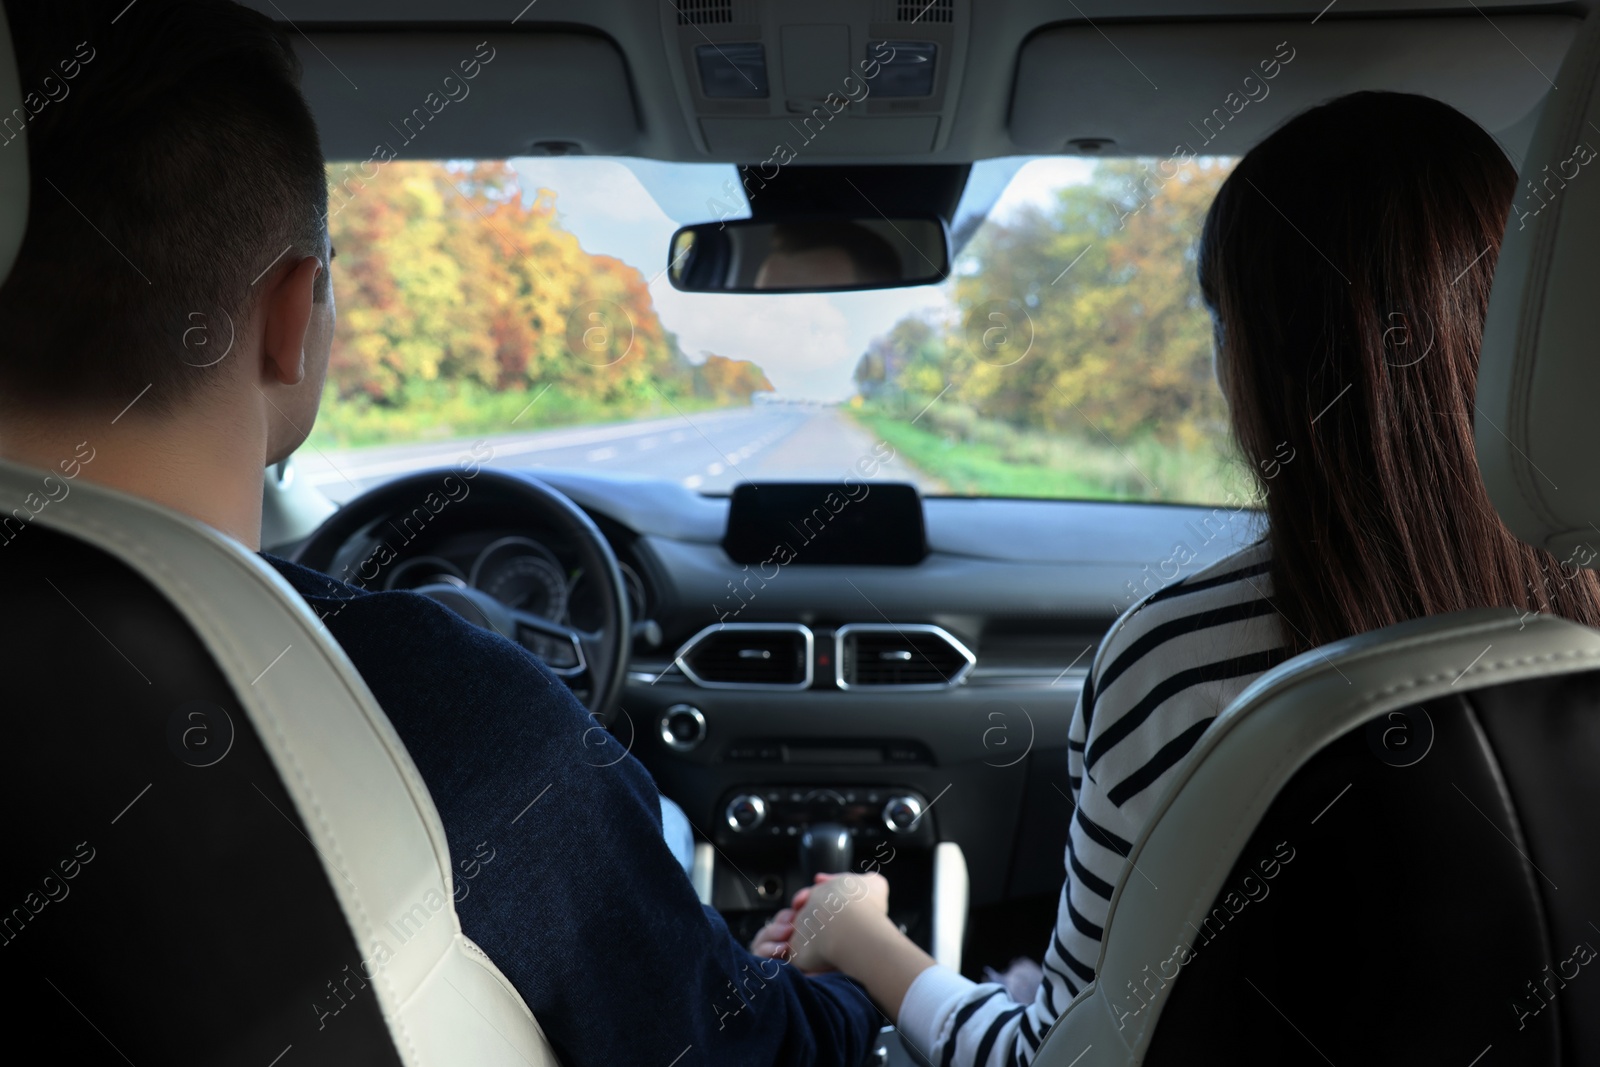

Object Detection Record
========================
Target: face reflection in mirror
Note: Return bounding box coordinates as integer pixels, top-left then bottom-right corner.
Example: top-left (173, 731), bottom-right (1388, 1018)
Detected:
top-left (751, 221), bottom-right (902, 291)
top-left (667, 217), bottom-right (946, 293)
top-left (754, 245), bottom-right (867, 289)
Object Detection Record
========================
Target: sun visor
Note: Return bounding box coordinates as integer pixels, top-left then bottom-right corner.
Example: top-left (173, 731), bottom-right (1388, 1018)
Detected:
top-left (293, 32), bottom-right (640, 162)
top-left (1009, 16), bottom-right (1576, 161)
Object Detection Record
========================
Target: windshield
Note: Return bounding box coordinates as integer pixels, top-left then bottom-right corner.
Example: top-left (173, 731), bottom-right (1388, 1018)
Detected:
top-left (300, 155), bottom-right (1247, 506)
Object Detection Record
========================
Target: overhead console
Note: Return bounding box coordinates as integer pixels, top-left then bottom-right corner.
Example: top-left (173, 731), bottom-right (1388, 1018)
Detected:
top-left (1010, 15), bottom-right (1577, 160)
top-left (661, 0), bottom-right (972, 160)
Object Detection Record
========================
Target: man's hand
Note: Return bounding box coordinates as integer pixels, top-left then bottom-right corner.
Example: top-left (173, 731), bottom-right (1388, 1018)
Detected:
top-left (749, 907), bottom-right (797, 962)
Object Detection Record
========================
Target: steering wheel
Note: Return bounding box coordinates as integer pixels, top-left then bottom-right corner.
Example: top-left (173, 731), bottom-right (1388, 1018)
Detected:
top-left (293, 468), bottom-right (632, 719)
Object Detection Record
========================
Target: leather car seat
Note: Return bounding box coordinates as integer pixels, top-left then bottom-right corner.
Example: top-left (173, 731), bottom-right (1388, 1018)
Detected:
top-left (0, 6), bottom-right (559, 1064)
top-left (1031, 11), bottom-right (1600, 1067)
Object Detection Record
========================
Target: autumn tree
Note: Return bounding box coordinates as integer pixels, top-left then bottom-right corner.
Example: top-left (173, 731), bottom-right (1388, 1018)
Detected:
top-left (694, 354), bottom-right (773, 403)
top-left (857, 159), bottom-right (1232, 449)
top-left (324, 160), bottom-right (774, 414)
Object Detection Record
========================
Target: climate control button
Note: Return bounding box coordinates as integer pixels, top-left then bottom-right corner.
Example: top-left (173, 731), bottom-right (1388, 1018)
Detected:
top-left (882, 795), bottom-right (924, 833)
top-left (659, 704), bottom-right (707, 752)
top-left (725, 794), bottom-right (767, 832)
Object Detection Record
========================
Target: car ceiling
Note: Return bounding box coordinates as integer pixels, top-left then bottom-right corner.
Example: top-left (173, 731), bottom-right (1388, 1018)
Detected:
top-left (244, 0), bottom-right (1585, 169)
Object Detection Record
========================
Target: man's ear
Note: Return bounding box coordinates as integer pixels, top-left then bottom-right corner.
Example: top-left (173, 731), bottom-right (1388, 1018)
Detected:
top-left (261, 255), bottom-right (324, 386)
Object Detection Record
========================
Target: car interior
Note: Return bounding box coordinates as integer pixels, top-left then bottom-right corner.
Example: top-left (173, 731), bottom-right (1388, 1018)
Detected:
top-left (6, 1), bottom-right (1600, 1065)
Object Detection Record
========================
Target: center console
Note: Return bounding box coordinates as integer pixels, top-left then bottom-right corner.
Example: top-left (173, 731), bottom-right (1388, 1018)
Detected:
top-left (702, 781), bottom-right (965, 980)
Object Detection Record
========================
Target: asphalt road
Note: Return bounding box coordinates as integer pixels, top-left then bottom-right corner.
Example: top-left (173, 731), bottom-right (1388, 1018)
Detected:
top-left (296, 405), bottom-right (940, 504)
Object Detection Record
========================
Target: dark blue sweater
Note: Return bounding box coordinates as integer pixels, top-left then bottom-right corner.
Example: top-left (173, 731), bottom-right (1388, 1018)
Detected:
top-left (265, 554), bottom-right (878, 1066)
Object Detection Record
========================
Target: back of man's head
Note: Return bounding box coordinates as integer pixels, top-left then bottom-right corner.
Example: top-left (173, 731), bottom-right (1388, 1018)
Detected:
top-left (0, 0), bottom-right (327, 415)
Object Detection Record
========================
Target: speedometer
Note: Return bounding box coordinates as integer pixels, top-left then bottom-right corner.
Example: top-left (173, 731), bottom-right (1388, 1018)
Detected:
top-left (469, 536), bottom-right (571, 620)
top-left (567, 561), bottom-right (648, 633)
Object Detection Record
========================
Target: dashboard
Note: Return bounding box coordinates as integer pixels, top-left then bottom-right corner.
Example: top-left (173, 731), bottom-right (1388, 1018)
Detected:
top-left (291, 468), bottom-right (1266, 922)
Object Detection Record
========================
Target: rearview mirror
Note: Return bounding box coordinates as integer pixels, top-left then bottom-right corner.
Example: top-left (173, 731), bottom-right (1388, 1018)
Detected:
top-left (666, 216), bottom-right (949, 294)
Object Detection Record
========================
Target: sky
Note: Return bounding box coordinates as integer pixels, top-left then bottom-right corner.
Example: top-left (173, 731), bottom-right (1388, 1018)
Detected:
top-left (510, 155), bottom-right (1097, 401)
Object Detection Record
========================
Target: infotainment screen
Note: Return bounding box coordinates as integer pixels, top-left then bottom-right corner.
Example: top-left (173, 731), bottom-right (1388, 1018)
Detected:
top-left (722, 482), bottom-right (927, 566)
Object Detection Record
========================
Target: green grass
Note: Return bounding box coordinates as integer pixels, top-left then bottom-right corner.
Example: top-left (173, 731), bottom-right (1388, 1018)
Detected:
top-left (852, 401), bottom-right (1253, 505)
top-left (307, 378), bottom-right (735, 451)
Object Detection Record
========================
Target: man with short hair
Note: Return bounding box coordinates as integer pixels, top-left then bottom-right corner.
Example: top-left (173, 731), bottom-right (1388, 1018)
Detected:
top-left (0, 3), bottom-right (878, 1063)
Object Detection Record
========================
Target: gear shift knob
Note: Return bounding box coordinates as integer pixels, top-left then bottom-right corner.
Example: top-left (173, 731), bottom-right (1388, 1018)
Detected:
top-left (799, 822), bottom-right (853, 882)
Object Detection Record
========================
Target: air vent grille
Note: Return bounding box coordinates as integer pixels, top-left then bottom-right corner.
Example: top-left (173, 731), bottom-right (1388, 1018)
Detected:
top-left (677, 625), bottom-right (813, 688)
top-left (838, 625), bottom-right (974, 688)
top-left (875, 0), bottom-right (954, 24)
top-left (678, 0), bottom-right (759, 25)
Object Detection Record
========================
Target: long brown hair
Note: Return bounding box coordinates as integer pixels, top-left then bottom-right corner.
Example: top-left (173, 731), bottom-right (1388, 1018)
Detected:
top-left (1198, 91), bottom-right (1600, 655)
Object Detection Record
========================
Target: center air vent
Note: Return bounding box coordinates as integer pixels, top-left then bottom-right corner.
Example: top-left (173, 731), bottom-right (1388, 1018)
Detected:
top-left (676, 624), bottom-right (814, 689)
top-left (837, 624), bottom-right (975, 689)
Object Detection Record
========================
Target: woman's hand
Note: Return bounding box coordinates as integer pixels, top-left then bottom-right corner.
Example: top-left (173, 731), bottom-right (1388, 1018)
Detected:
top-left (784, 872), bottom-right (892, 973)
top-left (750, 871), bottom-right (938, 1024)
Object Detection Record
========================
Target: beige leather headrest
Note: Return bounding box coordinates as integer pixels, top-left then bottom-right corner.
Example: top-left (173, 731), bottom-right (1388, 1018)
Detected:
top-left (1478, 12), bottom-right (1600, 562)
top-left (0, 6), bottom-right (28, 282)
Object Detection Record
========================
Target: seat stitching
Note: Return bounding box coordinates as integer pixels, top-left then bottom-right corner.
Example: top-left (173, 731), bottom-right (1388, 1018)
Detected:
top-left (1356, 647), bottom-right (1600, 706)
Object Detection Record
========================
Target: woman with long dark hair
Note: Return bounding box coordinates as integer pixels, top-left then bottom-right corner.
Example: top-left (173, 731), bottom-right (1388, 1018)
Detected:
top-left (751, 91), bottom-right (1600, 1066)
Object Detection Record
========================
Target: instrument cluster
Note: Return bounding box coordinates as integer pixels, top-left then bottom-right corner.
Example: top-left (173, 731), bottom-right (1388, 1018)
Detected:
top-left (384, 534), bottom-right (647, 628)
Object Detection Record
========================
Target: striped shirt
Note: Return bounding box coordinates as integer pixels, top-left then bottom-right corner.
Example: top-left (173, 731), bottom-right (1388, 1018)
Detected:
top-left (898, 539), bottom-right (1290, 1067)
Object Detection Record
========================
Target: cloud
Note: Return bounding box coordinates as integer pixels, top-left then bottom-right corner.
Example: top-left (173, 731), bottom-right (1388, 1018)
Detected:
top-left (649, 281), bottom-right (857, 399)
top-left (988, 158), bottom-right (1097, 222)
top-left (512, 159), bottom-right (670, 225)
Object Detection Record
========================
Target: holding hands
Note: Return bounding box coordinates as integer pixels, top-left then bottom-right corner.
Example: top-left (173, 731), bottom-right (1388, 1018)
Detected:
top-left (748, 869), bottom-right (937, 1022)
top-left (750, 871), bottom-right (893, 973)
